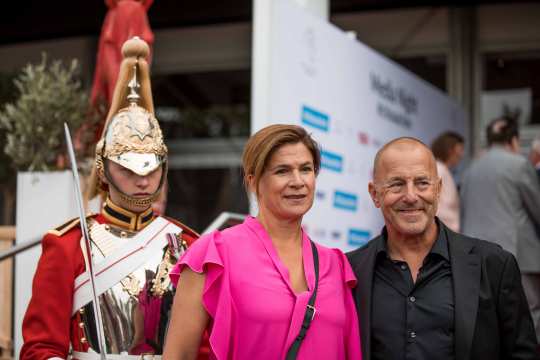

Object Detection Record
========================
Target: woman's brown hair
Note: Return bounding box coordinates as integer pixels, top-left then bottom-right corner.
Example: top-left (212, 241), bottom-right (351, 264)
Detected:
top-left (431, 131), bottom-right (464, 162)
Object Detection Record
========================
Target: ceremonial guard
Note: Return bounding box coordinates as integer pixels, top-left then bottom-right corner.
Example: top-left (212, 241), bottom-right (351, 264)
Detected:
top-left (21, 38), bottom-right (199, 359)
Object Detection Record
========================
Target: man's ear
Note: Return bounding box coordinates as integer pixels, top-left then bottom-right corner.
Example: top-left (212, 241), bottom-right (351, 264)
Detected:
top-left (435, 177), bottom-right (443, 199)
top-left (368, 182), bottom-right (381, 208)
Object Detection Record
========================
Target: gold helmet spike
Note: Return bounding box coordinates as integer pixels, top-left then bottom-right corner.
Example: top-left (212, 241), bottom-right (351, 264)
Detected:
top-left (86, 37), bottom-right (167, 208)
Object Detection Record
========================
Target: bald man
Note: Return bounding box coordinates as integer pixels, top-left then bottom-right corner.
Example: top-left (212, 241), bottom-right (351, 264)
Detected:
top-left (347, 137), bottom-right (539, 360)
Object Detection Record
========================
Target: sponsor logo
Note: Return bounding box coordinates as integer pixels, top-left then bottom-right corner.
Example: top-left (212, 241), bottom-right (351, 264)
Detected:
top-left (320, 150), bottom-right (343, 172)
top-left (330, 230), bottom-right (341, 240)
top-left (313, 227), bottom-right (326, 240)
top-left (377, 103), bottom-right (412, 129)
top-left (348, 228), bottom-right (371, 247)
top-left (315, 190), bottom-right (326, 200)
top-left (301, 105), bottom-right (329, 132)
top-left (333, 190), bottom-right (358, 212)
top-left (357, 132), bottom-right (369, 145)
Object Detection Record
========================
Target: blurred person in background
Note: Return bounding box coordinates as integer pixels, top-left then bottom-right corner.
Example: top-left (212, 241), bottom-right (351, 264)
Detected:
top-left (461, 116), bottom-right (540, 342)
top-left (529, 134), bottom-right (540, 181)
top-left (431, 131), bottom-right (465, 232)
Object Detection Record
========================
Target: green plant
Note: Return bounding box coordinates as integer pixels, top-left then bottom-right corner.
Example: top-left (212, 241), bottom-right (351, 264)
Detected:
top-left (0, 54), bottom-right (95, 171)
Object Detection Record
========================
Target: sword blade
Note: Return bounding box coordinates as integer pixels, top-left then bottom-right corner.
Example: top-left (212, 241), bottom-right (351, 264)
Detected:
top-left (64, 123), bottom-right (107, 360)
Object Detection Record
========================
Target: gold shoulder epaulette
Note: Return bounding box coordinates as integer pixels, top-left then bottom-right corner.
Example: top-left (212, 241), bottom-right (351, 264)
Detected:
top-left (47, 214), bottom-right (97, 237)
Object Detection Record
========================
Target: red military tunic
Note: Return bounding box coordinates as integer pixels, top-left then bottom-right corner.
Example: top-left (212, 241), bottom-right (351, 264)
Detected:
top-left (20, 201), bottom-right (199, 360)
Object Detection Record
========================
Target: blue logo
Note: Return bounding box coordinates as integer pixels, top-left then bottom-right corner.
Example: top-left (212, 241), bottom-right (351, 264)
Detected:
top-left (320, 150), bottom-right (343, 173)
top-left (315, 190), bottom-right (326, 200)
top-left (301, 105), bottom-right (329, 132)
top-left (333, 191), bottom-right (358, 212)
top-left (348, 228), bottom-right (371, 247)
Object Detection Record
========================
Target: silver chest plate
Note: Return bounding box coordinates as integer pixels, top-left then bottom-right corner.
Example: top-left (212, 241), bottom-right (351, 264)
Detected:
top-left (77, 219), bottom-right (186, 355)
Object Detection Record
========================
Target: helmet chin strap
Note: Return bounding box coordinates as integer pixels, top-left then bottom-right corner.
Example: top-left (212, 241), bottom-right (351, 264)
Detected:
top-left (103, 161), bottom-right (167, 211)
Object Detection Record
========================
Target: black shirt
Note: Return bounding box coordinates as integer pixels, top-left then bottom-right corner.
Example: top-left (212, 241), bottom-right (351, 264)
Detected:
top-left (371, 224), bottom-right (455, 360)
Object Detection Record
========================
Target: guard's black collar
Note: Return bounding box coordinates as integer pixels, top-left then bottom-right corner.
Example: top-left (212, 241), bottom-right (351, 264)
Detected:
top-left (102, 197), bottom-right (154, 231)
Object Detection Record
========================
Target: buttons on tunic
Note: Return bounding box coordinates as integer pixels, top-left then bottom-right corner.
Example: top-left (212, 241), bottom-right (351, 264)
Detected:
top-left (400, 264), bottom-right (407, 270)
top-left (410, 331), bottom-right (417, 338)
top-left (409, 296), bottom-right (416, 303)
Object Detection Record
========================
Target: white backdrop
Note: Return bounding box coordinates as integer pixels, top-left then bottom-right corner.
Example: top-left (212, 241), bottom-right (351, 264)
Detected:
top-left (14, 172), bottom-right (79, 356)
top-left (252, 0), bottom-right (465, 251)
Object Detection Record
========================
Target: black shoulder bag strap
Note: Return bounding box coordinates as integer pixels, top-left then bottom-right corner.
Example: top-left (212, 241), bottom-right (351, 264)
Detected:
top-left (286, 240), bottom-right (319, 360)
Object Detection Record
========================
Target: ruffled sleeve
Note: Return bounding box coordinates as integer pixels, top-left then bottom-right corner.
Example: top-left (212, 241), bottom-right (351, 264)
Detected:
top-left (169, 230), bottom-right (233, 359)
top-left (333, 248), bottom-right (358, 289)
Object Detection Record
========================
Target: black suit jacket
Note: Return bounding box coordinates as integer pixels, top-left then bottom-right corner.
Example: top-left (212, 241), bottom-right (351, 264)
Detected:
top-left (347, 222), bottom-right (539, 360)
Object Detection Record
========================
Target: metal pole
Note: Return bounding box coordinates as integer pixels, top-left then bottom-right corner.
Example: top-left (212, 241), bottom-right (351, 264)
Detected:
top-left (0, 237), bottom-right (41, 262)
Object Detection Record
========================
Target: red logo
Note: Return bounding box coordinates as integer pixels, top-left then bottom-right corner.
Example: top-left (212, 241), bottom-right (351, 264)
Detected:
top-left (358, 132), bottom-right (369, 145)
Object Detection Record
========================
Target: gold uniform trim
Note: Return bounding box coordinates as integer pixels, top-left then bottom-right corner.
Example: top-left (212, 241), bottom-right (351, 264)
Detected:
top-left (102, 198), bottom-right (154, 232)
top-left (47, 215), bottom-right (97, 237)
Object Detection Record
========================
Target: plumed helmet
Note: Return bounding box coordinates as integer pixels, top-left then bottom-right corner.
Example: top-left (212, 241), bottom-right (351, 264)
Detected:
top-left (91, 37), bottom-right (167, 208)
